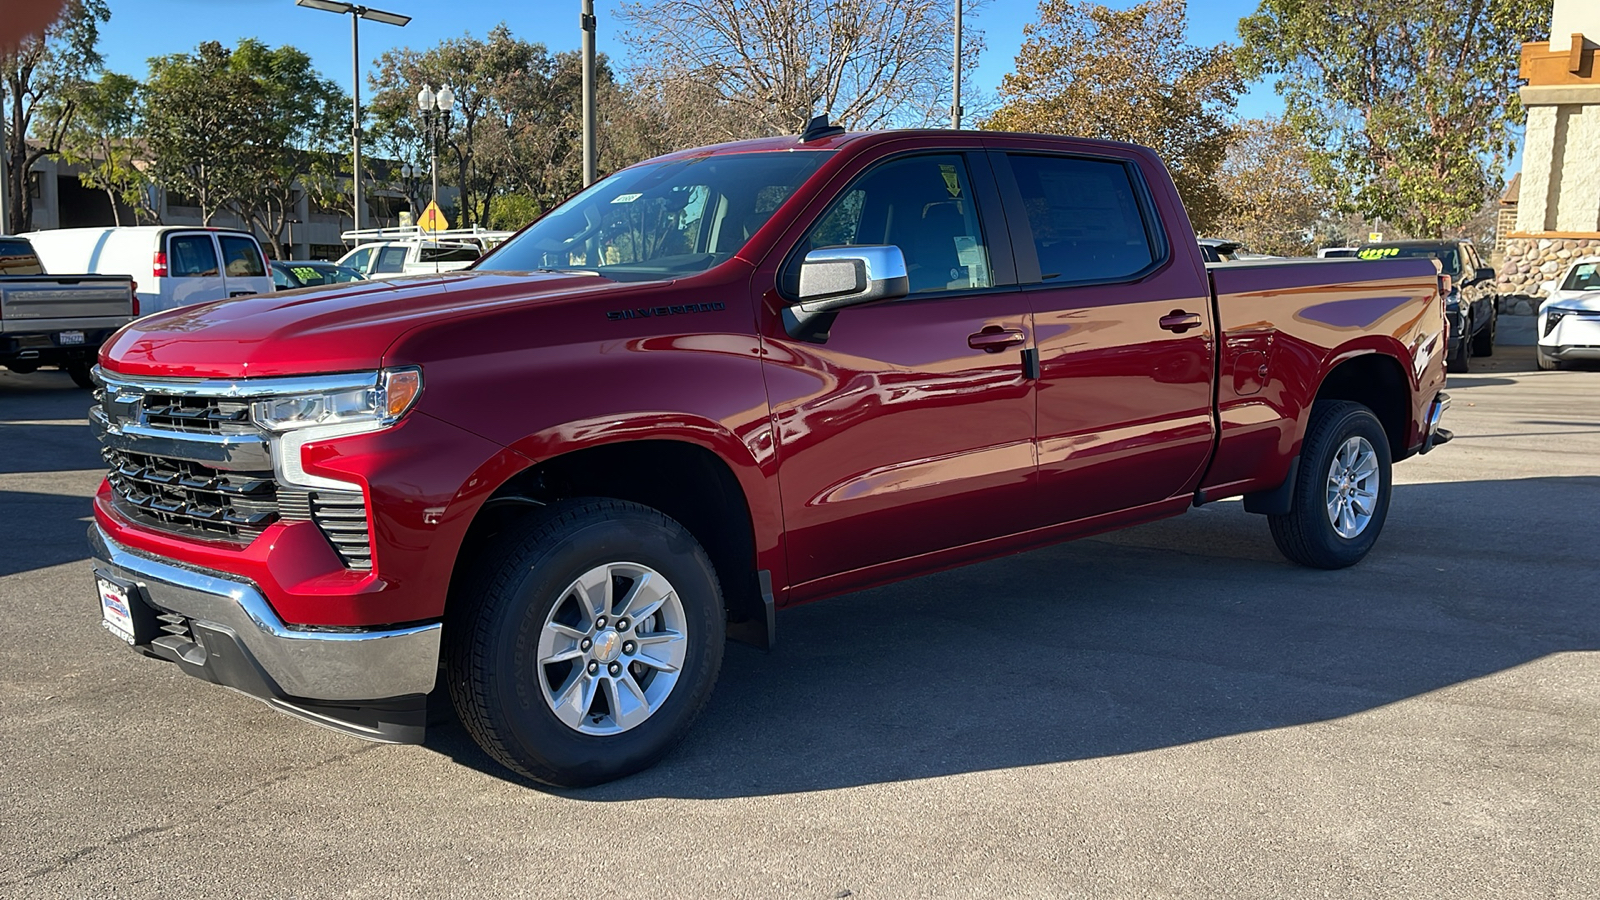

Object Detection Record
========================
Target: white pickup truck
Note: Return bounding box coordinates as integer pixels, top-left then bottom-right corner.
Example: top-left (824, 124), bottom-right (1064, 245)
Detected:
top-left (0, 235), bottom-right (135, 388)
top-left (334, 227), bottom-right (515, 279)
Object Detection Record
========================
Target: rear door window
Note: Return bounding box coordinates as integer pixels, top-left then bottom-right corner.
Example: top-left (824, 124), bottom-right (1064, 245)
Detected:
top-left (375, 246), bottom-right (408, 273)
top-left (1005, 154), bottom-right (1158, 284)
top-left (168, 235), bottom-right (220, 277)
top-left (219, 235), bottom-right (265, 278)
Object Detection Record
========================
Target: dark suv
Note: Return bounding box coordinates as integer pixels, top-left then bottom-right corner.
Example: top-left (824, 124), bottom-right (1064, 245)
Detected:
top-left (1357, 239), bottom-right (1497, 372)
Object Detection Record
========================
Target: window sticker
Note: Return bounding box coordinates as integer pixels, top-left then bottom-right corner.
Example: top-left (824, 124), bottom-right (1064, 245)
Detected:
top-left (610, 192), bottom-right (642, 204)
top-left (954, 236), bottom-right (990, 287)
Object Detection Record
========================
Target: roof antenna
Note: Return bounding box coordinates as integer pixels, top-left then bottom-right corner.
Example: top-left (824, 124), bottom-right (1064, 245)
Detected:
top-left (800, 114), bottom-right (846, 142)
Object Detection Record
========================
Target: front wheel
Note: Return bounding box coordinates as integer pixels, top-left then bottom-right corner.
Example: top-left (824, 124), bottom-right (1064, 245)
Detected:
top-left (1536, 346), bottom-right (1561, 371)
top-left (1447, 323), bottom-right (1472, 373)
top-left (1268, 401), bottom-right (1393, 569)
top-left (1472, 311), bottom-right (1496, 357)
top-left (446, 499), bottom-right (725, 786)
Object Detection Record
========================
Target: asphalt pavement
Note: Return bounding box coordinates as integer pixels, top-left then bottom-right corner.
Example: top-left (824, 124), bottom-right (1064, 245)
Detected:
top-left (1, 343), bottom-right (1596, 899)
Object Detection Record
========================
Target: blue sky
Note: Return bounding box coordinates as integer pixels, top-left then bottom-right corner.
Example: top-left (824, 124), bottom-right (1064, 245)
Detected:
top-left (97, 0), bottom-right (1286, 120)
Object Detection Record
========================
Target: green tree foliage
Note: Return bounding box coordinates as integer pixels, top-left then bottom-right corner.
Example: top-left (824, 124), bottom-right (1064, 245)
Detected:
top-left (1238, 0), bottom-right (1552, 238)
top-left (1, 0), bottom-right (109, 233)
top-left (984, 0), bottom-right (1242, 232)
top-left (142, 40), bottom-right (344, 250)
top-left (50, 71), bottom-right (150, 225)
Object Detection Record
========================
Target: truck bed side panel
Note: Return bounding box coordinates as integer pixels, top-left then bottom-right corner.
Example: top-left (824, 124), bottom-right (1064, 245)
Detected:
top-left (1202, 258), bottom-right (1444, 498)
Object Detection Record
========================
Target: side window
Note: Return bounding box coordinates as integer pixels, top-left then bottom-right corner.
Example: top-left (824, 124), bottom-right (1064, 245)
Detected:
top-left (219, 235), bottom-right (265, 277)
top-left (343, 247), bottom-right (373, 273)
top-left (1006, 154), bottom-right (1157, 283)
top-left (376, 246), bottom-right (408, 273)
top-left (800, 154), bottom-right (993, 295)
top-left (168, 235), bottom-right (219, 278)
top-left (272, 266), bottom-right (294, 289)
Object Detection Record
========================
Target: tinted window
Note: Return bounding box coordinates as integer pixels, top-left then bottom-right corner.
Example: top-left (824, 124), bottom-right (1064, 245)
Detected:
top-left (1357, 244), bottom-right (1461, 275)
top-left (483, 151), bottom-right (832, 281)
top-left (168, 235), bottom-right (219, 277)
top-left (1007, 155), bottom-right (1156, 283)
top-left (802, 154), bottom-right (993, 295)
top-left (375, 246), bottom-right (408, 273)
top-left (0, 238), bottom-right (43, 276)
top-left (419, 246), bottom-right (481, 263)
top-left (219, 235), bottom-right (265, 277)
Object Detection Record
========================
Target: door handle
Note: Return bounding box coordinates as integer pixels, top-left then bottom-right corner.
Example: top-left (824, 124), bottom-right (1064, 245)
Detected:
top-left (1159, 310), bottom-right (1203, 333)
top-left (968, 328), bottom-right (1026, 352)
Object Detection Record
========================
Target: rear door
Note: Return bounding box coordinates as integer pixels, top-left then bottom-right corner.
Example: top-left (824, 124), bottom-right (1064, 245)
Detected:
top-left (163, 231), bottom-right (225, 311)
top-left (217, 234), bottom-right (271, 297)
top-left (990, 146), bottom-right (1216, 522)
top-left (759, 149), bottom-right (1037, 588)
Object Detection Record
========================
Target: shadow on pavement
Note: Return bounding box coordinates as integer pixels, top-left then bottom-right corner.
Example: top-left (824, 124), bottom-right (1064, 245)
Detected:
top-left (424, 475), bottom-right (1600, 798)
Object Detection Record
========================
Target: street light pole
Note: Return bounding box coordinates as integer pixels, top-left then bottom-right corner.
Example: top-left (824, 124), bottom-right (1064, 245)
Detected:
top-left (294, 1), bottom-right (412, 232)
top-left (952, 0), bottom-right (962, 130)
top-left (581, 0), bottom-right (596, 187)
top-left (415, 83), bottom-right (453, 221)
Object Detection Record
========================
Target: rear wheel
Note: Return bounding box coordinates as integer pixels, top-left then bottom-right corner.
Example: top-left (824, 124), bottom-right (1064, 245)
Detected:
top-left (446, 498), bottom-right (725, 787)
top-left (1268, 401), bottom-right (1392, 569)
top-left (65, 362), bottom-right (96, 389)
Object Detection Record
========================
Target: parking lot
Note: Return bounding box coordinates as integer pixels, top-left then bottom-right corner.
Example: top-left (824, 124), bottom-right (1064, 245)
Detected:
top-left (1, 342), bottom-right (1596, 899)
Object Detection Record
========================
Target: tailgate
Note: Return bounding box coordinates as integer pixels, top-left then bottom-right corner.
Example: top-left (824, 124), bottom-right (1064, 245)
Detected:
top-left (0, 277), bottom-right (135, 323)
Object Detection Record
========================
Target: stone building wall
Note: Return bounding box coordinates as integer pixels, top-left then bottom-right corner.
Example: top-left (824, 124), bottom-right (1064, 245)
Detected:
top-left (1497, 234), bottom-right (1600, 313)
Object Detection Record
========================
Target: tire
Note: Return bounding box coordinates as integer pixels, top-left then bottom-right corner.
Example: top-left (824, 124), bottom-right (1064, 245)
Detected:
top-left (1536, 346), bottom-right (1561, 371)
top-left (1268, 401), bottom-right (1393, 570)
top-left (445, 498), bottom-right (725, 787)
top-left (1472, 310), bottom-right (1496, 357)
top-left (1447, 323), bottom-right (1471, 373)
top-left (65, 362), bottom-right (96, 390)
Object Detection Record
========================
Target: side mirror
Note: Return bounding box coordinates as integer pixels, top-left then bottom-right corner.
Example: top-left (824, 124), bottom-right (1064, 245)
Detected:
top-left (782, 245), bottom-right (910, 342)
top-left (1473, 266), bottom-right (1494, 285)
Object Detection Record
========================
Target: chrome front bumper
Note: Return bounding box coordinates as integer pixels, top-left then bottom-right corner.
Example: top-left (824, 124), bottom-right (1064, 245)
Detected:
top-left (90, 524), bottom-right (439, 709)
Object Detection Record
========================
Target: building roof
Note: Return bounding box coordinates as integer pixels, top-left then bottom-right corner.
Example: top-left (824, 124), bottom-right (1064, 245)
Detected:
top-left (1501, 172), bottom-right (1521, 205)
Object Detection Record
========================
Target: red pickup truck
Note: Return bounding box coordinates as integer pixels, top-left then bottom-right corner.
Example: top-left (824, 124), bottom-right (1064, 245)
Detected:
top-left (89, 128), bottom-right (1450, 786)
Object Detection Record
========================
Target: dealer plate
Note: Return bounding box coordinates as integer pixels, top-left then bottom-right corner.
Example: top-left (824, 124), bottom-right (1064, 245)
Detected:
top-left (58, 330), bottom-right (85, 345)
top-left (98, 577), bottom-right (136, 644)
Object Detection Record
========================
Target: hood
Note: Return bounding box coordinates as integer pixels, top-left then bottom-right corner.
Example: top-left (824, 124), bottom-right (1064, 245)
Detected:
top-left (99, 270), bottom-right (637, 378)
top-left (1542, 289), bottom-right (1600, 313)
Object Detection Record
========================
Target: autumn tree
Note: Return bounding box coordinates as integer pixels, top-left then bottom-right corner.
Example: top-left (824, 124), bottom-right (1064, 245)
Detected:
top-left (1238, 0), bottom-right (1551, 237)
top-left (1210, 118), bottom-right (1328, 254)
top-left (984, 0), bottom-right (1242, 232)
top-left (618, 0), bottom-right (983, 141)
top-left (0, 0), bottom-right (108, 233)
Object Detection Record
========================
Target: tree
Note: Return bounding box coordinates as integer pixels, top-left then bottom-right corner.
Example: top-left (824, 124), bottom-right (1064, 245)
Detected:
top-left (0, 0), bottom-right (108, 233)
top-left (1238, 0), bottom-right (1552, 238)
top-left (49, 72), bottom-right (152, 225)
top-left (984, 0), bottom-right (1242, 232)
top-left (617, 0), bottom-right (983, 140)
top-left (142, 42), bottom-right (270, 224)
top-left (1212, 118), bottom-right (1327, 254)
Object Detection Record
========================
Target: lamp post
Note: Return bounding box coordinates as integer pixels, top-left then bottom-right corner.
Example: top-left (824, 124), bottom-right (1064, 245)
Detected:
top-left (294, 0), bottom-right (411, 232)
top-left (415, 83), bottom-right (454, 215)
top-left (581, 0), bottom-right (596, 186)
top-left (952, 0), bottom-right (963, 130)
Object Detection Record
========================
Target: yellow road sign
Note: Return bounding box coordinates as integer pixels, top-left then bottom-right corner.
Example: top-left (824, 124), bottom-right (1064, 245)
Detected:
top-left (418, 201), bottom-right (451, 232)
top-left (1367, 232), bottom-right (1383, 242)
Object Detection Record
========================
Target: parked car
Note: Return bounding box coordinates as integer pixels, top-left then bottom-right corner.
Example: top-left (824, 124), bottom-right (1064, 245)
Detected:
top-left (1198, 238), bottom-right (1244, 262)
top-left (22, 226), bottom-right (273, 316)
top-left (1535, 256), bottom-right (1600, 370)
top-left (336, 239), bottom-right (482, 278)
top-left (1, 234), bottom-right (135, 387)
top-left (1356, 239), bottom-right (1496, 372)
top-left (88, 126), bottom-right (1451, 787)
top-left (271, 260), bottom-right (367, 291)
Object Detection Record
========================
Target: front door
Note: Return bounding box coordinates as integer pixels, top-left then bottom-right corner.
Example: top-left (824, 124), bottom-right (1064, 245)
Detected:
top-left (760, 151), bottom-right (1037, 589)
top-left (992, 149), bottom-right (1216, 522)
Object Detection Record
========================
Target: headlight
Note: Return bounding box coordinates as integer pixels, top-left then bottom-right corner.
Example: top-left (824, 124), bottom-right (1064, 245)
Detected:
top-left (1543, 307), bottom-right (1574, 337)
top-left (252, 367), bottom-right (421, 432)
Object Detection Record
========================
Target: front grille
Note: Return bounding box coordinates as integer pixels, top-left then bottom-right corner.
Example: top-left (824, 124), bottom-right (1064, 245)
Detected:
top-left (280, 487), bottom-right (373, 570)
top-left (141, 393), bottom-right (254, 434)
top-left (105, 447), bottom-right (278, 542)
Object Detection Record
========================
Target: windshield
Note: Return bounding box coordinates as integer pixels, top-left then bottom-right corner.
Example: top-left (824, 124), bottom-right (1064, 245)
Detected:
top-left (285, 263), bottom-right (365, 286)
top-left (1357, 244), bottom-right (1461, 275)
top-left (479, 151), bottom-right (834, 281)
top-left (1560, 262), bottom-right (1600, 292)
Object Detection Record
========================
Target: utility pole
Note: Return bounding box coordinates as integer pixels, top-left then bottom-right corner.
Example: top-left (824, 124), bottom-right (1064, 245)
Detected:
top-left (581, 0), bottom-right (597, 186)
top-left (952, 0), bottom-right (963, 130)
top-left (351, 12), bottom-right (362, 230)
